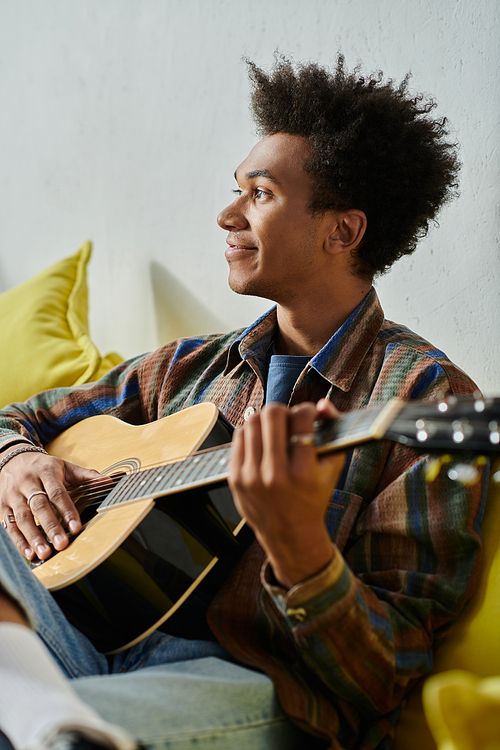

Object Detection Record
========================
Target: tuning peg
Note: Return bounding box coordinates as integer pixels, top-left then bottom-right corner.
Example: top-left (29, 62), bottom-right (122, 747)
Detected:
top-left (451, 419), bottom-right (473, 444)
top-left (489, 421), bottom-right (500, 445)
top-left (473, 392), bottom-right (486, 412)
top-left (437, 395), bottom-right (458, 413)
top-left (415, 419), bottom-right (437, 442)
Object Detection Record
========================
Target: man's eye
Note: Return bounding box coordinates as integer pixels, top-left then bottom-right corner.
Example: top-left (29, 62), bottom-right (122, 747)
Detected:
top-left (231, 187), bottom-right (268, 199)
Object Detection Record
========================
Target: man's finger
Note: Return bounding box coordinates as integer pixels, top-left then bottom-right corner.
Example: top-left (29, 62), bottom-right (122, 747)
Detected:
top-left (316, 398), bottom-right (341, 420)
top-left (229, 426), bottom-right (245, 481)
top-left (10, 491), bottom-right (54, 559)
top-left (260, 404), bottom-right (289, 483)
top-left (1, 507), bottom-right (38, 560)
top-left (241, 411), bottom-right (265, 484)
top-left (25, 483), bottom-right (77, 553)
top-left (63, 462), bottom-right (103, 486)
top-left (287, 403), bottom-right (318, 472)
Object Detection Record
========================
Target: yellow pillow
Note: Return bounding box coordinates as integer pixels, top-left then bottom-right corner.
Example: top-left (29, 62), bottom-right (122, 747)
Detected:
top-left (393, 459), bottom-right (500, 749)
top-left (0, 241), bottom-right (123, 407)
top-left (422, 670), bottom-right (500, 750)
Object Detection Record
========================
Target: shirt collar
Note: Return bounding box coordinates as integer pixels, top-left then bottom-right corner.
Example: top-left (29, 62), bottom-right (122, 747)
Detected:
top-left (224, 287), bottom-right (385, 392)
top-left (309, 287), bottom-right (384, 391)
top-left (224, 306), bottom-right (278, 378)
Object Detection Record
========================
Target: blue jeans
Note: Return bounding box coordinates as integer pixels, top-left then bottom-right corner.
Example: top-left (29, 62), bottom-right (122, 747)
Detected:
top-left (0, 527), bottom-right (323, 749)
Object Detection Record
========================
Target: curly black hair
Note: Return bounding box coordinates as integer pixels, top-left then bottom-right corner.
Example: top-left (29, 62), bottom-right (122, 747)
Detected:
top-left (247, 55), bottom-right (460, 277)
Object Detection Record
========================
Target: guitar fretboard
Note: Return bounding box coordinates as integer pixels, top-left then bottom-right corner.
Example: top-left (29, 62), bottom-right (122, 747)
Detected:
top-left (100, 444), bottom-right (233, 509)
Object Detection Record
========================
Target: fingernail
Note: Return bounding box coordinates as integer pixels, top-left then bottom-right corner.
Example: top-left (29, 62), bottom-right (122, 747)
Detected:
top-left (69, 520), bottom-right (79, 534)
top-left (24, 548), bottom-right (33, 559)
top-left (36, 544), bottom-right (49, 557)
top-left (53, 534), bottom-right (66, 548)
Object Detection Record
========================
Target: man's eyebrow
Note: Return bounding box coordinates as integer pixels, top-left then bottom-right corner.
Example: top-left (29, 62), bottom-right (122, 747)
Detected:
top-left (234, 168), bottom-right (281, 185)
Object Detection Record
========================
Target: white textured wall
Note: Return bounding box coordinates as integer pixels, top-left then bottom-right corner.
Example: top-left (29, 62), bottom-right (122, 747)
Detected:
top-left (1, 0), bottom-right (499, 392)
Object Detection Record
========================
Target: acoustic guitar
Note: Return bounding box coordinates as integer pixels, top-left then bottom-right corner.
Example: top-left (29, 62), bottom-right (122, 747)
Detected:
top-left (31, 395), bottom-right (500, 654)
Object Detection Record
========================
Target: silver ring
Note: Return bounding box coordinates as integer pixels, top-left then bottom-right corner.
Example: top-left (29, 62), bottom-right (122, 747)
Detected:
top-left (27, 491), bottom-right (48, 509)
top-left (7, 514), bottom-right (15, 524)
top-left (2, 519), bottom-right (6, 530)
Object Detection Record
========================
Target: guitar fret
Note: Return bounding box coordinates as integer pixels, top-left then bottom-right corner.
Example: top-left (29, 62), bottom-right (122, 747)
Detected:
top-left (137, 465), bottom-right (165, 496)
top-left (100, 449), bottom-right (229, 509)
top-left (336, 407), bottom-right (383, 436)
top-left (108, 471), bottom-right (146, 505)
top-left (186, 453), bottom-right (211, 483)
top-left (180, 451), bottom-right (215, 484)
top-left (182, 452), bottom-right (215, 484)
top-left (105, 465), bottom-right (165, 505)
top-left (150, 463), bottom-right (179, 492)
top-left (196, 449), bottom-right (227, 482)
top-left (150, 461), bottom-right (179, 491)
top-left (155, 447), bottom-right (231, 491)
top-left (205, 446), bottom-right (231, 482)
top-left (168, 456), bottom-right (205, 489)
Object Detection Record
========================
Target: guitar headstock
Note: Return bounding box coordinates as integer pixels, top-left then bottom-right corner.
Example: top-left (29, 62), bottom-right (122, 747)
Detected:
top-left (384, 394), bottom-right (500, 454)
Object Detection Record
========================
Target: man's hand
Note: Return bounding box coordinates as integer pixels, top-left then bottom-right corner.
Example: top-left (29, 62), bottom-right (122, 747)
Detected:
top-left (0, 450), bottom-right (101, 561)
top-left (228, 399), bottom-right (346, 589)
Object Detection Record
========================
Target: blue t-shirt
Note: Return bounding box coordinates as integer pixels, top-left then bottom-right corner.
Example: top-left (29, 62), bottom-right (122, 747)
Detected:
top-left (265, 354), bottom-right (311, 405)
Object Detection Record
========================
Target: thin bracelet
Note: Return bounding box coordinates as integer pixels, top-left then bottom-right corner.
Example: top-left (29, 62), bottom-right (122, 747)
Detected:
top-left (0, 445), bottom-right (48, 472)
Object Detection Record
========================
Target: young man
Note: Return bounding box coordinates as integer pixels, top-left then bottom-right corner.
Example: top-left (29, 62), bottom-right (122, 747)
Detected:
top-left (0, 57), bottom-right (487, 750)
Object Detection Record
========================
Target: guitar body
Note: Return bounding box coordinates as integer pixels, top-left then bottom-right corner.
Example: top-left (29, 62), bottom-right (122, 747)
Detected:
top-left (32, 404), bottom-right (252, 654)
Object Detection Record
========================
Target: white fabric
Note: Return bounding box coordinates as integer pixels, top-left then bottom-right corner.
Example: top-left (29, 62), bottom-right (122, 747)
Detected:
top-left (0, 624), bottom-right (136, 750)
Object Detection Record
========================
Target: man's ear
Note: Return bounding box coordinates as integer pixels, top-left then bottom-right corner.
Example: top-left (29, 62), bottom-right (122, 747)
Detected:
top-left (324, 210), bottom-right (367, 255)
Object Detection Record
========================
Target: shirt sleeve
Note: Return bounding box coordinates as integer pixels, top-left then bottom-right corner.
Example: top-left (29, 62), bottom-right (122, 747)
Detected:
top-left (260, 443), bottom-right (486, 717)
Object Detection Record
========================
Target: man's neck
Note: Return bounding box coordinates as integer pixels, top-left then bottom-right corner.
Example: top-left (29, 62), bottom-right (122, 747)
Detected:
top-left (274, 284), bottom-right (372, 356)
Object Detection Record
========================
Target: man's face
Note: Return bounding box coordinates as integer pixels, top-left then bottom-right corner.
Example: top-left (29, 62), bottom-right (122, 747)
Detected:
top-left (217, 133), bottom-right (334, 304)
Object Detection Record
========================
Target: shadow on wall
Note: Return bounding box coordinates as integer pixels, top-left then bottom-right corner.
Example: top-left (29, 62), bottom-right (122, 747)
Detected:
top-left (150, 261), bottom-right (227, 344)
top-left (0, 265), bottom-right (10, 295)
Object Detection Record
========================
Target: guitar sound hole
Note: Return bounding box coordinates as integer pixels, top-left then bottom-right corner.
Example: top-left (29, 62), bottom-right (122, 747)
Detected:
top-left (74, 472), bottom-right (126, 525)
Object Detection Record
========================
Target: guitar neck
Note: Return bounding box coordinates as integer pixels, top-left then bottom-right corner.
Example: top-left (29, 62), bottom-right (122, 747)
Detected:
top-left (98, 393), bottom-right (500, 511)
top-left (99, 399), bottom-right (405, 511)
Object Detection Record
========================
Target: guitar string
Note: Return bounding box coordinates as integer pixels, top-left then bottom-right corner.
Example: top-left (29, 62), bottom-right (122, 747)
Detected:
top-left (63, 441), bottom-right (235, 509)
top-left (50, 410), bottom-right (377, 510)
top-left (44, 399), bottom-right (500, 518)
top-left (64, 423), bottom-right (348, 508)
top-left (58, 415), bottom-right (350, 505)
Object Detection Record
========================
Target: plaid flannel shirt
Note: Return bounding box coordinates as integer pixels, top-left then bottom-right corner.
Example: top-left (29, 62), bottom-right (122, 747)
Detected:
top-left (0, 288), bottom-right (487, 749)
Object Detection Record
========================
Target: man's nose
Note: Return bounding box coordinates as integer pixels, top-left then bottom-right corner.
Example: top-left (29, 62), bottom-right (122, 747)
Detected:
top-left (217, 200), bottom-right (248, 230)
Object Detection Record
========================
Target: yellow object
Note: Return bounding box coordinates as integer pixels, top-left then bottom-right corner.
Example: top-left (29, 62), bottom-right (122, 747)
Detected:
top-left (0, 242), bottom-right (123, 407)
top-left (393, 458), bottom-right (500, 749)
top-left (423, 670), bottom-right (500, 750)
